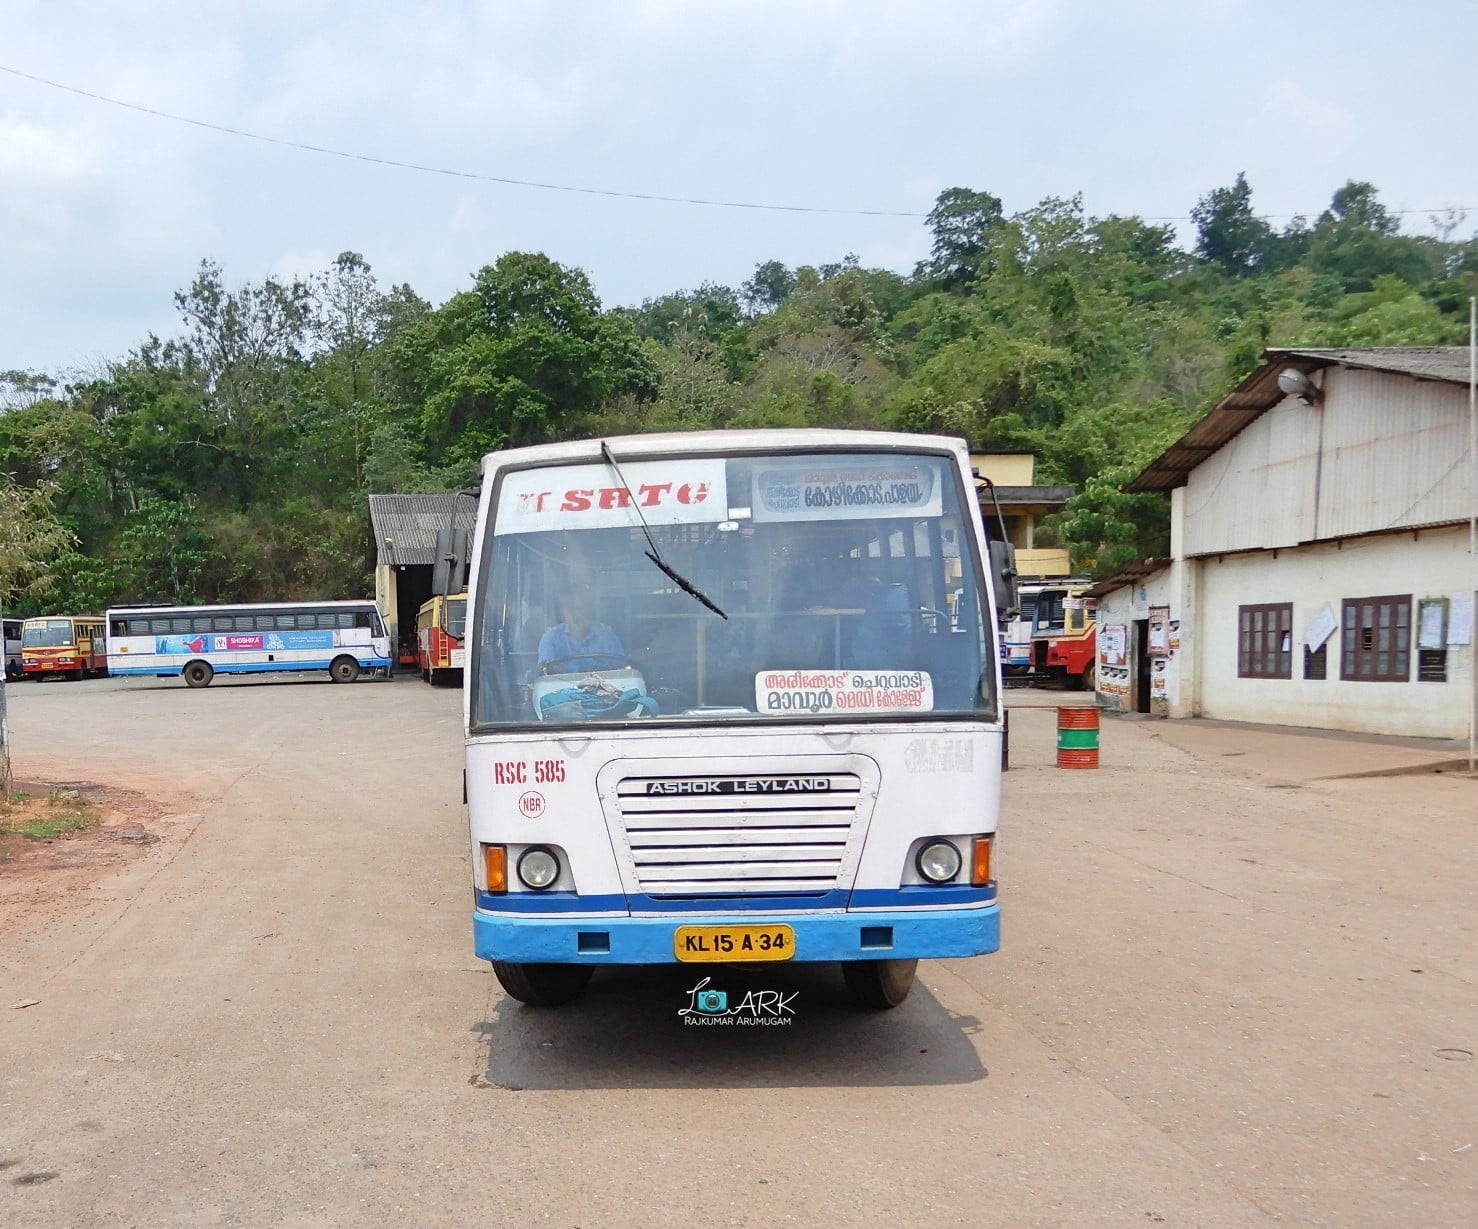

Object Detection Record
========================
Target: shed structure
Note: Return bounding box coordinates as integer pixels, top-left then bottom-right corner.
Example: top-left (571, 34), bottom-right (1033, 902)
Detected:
top-left (367, 494), bottom-right (478, 662)
top-left (1096, 347), bottom-right (1475, 739)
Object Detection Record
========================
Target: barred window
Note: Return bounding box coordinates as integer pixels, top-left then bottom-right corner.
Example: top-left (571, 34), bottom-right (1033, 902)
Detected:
top-left (1341, 595), bottom-right (1411, 682)
top-left (1238, 604), bottom-right (1292, 679)
top-left (1303, 642), bottom-right (1327, 680)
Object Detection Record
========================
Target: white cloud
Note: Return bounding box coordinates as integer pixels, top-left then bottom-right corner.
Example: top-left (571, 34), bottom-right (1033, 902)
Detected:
top-left (1, 0), bottom-right (1476, 373)
top-left (1258, 81), bottom-right (1356, 156)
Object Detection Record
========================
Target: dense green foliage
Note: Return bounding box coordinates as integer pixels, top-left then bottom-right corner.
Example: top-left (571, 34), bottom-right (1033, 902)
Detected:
top-left (2, 176), bottom-right (1474, 608)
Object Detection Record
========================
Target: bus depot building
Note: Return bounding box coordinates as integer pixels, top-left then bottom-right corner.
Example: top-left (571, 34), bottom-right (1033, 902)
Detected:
top-left (367, 494), bottom-right (477, 663)
top-left (1093, 347), bottom-right (1476, 740)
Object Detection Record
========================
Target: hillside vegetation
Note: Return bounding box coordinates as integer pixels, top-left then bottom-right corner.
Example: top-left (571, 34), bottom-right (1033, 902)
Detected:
top-left (3, 175), bottom-right (1475, 611)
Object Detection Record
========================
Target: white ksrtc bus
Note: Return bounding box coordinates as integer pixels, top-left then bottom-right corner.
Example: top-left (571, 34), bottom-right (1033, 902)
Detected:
top-left (465, 429), bottom-right (1009, 1009)
top-left (106, 601), bottom-right (392, 687)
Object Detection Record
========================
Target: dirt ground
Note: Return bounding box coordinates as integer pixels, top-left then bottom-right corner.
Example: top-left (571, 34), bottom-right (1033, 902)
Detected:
top-left (3, 676), bottom-right (1476, 1227)
top-left (0, 774), bottom-right (188, 943)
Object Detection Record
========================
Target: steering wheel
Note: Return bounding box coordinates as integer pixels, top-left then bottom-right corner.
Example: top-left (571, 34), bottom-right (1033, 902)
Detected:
top-left (539, 653), bottom-right (630, 675)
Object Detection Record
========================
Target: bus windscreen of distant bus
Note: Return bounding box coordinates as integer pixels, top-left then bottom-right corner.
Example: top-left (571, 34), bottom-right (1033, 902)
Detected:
top-left (23, 619), bottom-right (77, 647)
top-left (472, 450), bottom-right (993, 729)
top-left (445, 596), bottom-right (466, 639)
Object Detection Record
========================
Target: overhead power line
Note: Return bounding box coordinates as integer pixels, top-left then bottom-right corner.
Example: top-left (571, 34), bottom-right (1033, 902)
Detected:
top-left (0, 63), bottom-right (925, 218)
top-left (2, 63), bottom-right (1473, 225)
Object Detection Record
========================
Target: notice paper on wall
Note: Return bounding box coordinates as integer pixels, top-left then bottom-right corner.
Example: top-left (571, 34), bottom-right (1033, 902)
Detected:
top-left (1447, 591), bottom-right (1474, 646)
top-left (1304, 603), bottom-right (1338, 651)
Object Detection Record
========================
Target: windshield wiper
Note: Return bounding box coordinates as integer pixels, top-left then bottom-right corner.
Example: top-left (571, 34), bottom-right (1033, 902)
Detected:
top-left (600, 440), bottom-right (728, 620)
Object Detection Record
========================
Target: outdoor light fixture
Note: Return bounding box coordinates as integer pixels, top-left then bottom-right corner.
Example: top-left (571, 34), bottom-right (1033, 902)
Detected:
top-left (1276, 367), bottom-right (1321, 405)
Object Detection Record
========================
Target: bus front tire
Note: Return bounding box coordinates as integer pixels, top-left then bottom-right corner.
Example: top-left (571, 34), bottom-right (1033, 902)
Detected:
top-left (182, 661), bottom-right (214, 689)
top-left (491, 961), bottom-right (593, 1007)
top-left (842, 958), bottom-right (918, 1009)
top-left (330, 656), bottom-right (360, 684)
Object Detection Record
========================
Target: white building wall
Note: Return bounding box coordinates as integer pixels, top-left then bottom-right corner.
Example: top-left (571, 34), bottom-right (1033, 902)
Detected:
top-left (1194, 525), bottom-right (1474, 738)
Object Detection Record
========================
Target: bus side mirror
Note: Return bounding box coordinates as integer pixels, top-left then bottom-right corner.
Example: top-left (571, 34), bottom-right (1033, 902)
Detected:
top-left (989, 541), bottom-right (1019, 622)
top-left (433, 528), bottom-right (469, 597)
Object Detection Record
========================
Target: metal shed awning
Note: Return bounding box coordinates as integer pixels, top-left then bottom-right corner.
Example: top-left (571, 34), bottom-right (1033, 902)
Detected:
top-left (1127, 347), bottom-right (1476, 493)
top-left (368, 494), bottom-right (478, 567)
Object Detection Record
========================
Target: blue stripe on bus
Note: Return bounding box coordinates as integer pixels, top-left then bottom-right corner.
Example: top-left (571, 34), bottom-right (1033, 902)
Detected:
top-left (107, 656), bottom-right (391, 677)
top-left (473, 883), bottom-right (996, 914)
top-left (472, 903), bottom-right (1000, 964)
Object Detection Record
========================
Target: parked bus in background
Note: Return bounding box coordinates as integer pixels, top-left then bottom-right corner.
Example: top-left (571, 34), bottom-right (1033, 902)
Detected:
top-left (21, 616), bottom-right (107, 681)
top-left (4, 618), bottom-right (22, 680)
top-left (1029, 579), bottom-right (1097, 690)
top-left (464, 429), bottom-right (1015, 1010)
top-left (106, 601), bottom-right (391, 688)
top-left (999, 581), bottom-right (1043, 681)
top-left (417, 591), bottom-right (467, 686)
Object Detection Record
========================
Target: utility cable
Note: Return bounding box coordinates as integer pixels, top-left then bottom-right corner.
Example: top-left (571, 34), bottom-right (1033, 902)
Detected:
top-left (0, 63), bottom-right (925, 218)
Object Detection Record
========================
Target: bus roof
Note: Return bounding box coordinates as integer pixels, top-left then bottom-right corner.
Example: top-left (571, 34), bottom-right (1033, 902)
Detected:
top-left (478, 428), bottom-right (973, 475)
top-left (106, 600), bottom-right (378, 616)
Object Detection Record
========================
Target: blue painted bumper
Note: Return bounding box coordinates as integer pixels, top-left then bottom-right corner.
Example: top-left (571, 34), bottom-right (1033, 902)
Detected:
top-left (472, 903), bottom-right (1000, 965)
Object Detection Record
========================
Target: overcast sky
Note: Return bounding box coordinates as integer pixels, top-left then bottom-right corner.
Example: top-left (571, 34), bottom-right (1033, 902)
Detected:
top-left (4, 0), bottom-right (1476, 378)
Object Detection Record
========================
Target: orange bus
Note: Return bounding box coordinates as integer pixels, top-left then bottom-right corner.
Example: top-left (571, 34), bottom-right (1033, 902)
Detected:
top-left (22, 615), bottom-right (108, 681)
top-left (416, 592), bottom-right (467, 686)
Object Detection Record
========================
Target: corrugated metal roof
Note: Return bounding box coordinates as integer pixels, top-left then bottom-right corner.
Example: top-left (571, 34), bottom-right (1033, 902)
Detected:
top-left (1127, 346), bottom-right (1476, 493)
top-left (1276, 346), bottom-right (1474, 384)
top-left (367, 494), bottom-right (479, 567)
top-left (1081, 558), bottom-right (1172, 600)
top-left (984, 484), bottom-right (1075, 508)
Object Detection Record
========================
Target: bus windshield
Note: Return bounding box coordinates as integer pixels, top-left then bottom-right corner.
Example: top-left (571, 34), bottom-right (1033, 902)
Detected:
top-left (23, 619), bottom-right (75, 647)
top-left (471, 449), bottom-right (994, 729)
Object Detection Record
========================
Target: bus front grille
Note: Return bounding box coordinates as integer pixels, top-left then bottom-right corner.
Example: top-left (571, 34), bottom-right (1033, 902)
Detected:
top-left (610, 771), bottom-right (865, 897)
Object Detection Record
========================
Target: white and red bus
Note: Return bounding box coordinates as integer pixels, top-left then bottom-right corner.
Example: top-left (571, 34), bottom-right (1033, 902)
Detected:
top-left (416, 591), bottom-right (467, 685)
top-left (464, 430), bottom-right (1012, 1009)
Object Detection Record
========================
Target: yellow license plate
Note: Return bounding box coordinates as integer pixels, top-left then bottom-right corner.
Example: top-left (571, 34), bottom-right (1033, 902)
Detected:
top-left (674, 924), bottom-right (795, 962)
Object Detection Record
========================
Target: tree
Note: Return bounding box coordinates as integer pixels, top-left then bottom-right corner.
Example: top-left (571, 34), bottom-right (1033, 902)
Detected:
top-left (1058, 468), bottom-right (1172, 576)
top-left (1305, 181), bottom-right (1441, 292)
top-left (1191, 173), bottom-right (1274, 277)
top-left (740, 261), bottom-right (796, 315)
top-left (397, 253), bottom-right (657, 461)
top-left (305, 252), bottom-right (396, 491)
top-left (0, 370), bottom-right (58, 410)
top-left (925, 187), bottom-right (1005, 287)
top-left (1321, 181), bottom-right (1398, 234)
top-left (0, 479), bottom-right (75, 608)
top-left (624, 283), bottom-right (743, 341)
top-left (173, 259), bottom-right (312, 499)
top-left (115, 497), bottom-right (212, 604)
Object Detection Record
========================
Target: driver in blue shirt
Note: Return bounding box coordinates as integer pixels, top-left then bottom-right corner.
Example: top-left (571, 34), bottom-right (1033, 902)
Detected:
top-left (537, 586), bottom-right (625, 674)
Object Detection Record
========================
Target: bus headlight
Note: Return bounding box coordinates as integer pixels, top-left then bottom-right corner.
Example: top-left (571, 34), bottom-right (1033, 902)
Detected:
top-left (516, 846), bottom-right (560, 891)
top-left (915, 840), bottom-right (962, 884)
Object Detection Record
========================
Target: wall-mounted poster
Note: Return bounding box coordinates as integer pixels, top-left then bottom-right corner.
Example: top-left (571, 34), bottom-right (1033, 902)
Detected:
top-left (1148, 606), bottom-right (1170, 655)
top-left (1168, 620), bottom-right (1180, 654)
top-left (1448, 591), bottom-right (1473, 646)
top-left (1099, 623), bottom-right (1128, 667)
top-left (1098, 667), bottom-right (1130, 702)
